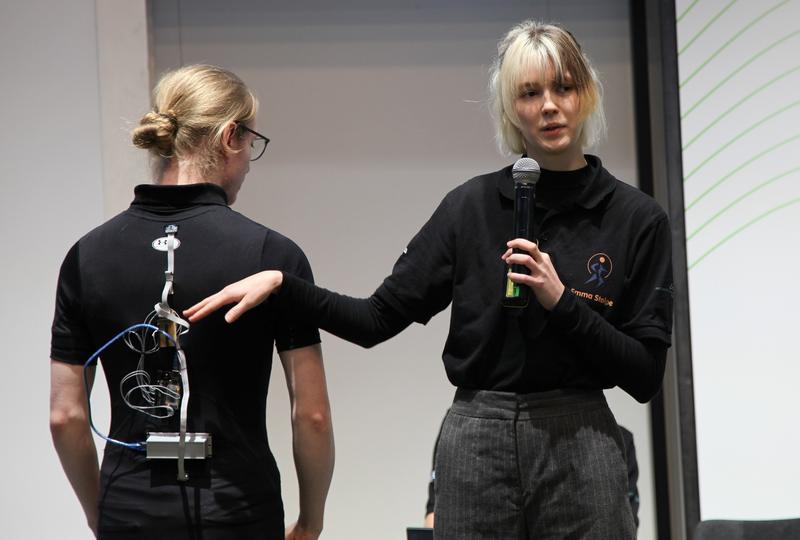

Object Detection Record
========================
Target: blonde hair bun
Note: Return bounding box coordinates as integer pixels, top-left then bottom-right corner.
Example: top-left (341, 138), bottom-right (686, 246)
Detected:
top-left (132, 110), bottom-right (179, 155)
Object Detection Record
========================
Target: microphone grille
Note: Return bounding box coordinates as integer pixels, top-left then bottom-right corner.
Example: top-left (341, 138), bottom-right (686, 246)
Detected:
top-left (512, 157), bottom-right (541, 185)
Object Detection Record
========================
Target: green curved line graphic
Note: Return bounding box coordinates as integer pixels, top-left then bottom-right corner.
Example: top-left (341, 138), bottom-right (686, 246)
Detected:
top-left (681, 30), bottom-right (800, 119)
top-left (687, 166), bottom-right (800, 240)
top-left (679, 0), bottom-right (738, 55)
top-left (683, 65), bottom-right (800, 150)
top-left (677, 0), bottom-right (701, 23)
top-left (680, 0), bottom-right (790, 88)
top-left (684, 100), bottom-right (800, 181)
top-left (688, 197), bottom-right (800, 270)
top-left (685, 133), bottom-right (800, 210)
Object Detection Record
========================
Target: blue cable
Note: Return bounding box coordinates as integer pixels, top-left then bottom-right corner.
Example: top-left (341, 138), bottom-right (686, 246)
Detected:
top-left (83, 323), bottom-right (178, 451)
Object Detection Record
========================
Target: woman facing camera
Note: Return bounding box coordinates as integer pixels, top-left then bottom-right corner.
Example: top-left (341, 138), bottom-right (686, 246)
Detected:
top-left (188, 21), bottom-right (672, 540)
top-left (50, 65), bottom-right (333, 540)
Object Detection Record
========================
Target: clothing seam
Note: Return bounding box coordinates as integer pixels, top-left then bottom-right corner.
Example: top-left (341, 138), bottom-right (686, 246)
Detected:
top-left (125, 206), bottom-right (221, 222)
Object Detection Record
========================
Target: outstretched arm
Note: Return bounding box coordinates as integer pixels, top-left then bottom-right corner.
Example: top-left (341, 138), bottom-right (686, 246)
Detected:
top-left (280, 344), bottom-right (334, 540)
top-left (185, 271), bottom-right (412, 348)
top-left (185, 195), bottom-right (458, 345)
top-left (50, 360), bottom-right (100, 537)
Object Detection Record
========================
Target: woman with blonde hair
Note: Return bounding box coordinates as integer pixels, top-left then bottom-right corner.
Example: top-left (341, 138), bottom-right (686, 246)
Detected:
top-left (188, 21), bottom-right (672, 540)
top-left (50, 64), bottom-right (333, 539)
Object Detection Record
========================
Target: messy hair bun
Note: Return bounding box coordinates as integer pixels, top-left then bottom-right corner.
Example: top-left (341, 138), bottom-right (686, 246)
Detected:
top-left (132, 110), bottom-right (179, 156)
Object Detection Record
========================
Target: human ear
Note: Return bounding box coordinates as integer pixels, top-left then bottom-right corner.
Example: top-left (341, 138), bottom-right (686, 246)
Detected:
top-left (221, 122), bottom-right (240, 155)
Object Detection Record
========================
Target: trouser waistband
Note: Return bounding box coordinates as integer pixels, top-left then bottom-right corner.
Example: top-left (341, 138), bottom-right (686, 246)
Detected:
top-left (451, 388), bottom-right (607, 420)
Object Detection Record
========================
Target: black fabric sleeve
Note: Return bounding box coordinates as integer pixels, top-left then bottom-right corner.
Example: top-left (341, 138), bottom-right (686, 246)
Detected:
top-left (51, 242), bottom-right (93, 364)
top-left (616, 215), bottom-right (674, 345)
top-left (547, 212), bottom-right (673, 402)
top-left (266, 236), bottom-right (322, 352)
top-left (277, 273), bottom-right (412, 348)
top-left (273, 195), bottom-right (455, 347)
top-left (549, 282), bottom-right (667, 403)
top-left (377, 195), bottom-right (455, 324)
top-left (550, 284), bottom-right (667, 403)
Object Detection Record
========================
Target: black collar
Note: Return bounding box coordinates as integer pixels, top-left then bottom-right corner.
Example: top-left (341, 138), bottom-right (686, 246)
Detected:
top-left (131, 183), bottom-right (229, 211)
top-left (496, 155), bottom-right (615, 210)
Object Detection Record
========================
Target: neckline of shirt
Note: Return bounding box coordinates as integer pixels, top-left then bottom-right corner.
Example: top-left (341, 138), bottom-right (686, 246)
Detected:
top-left (131, 183), bottom-right (229, 211)
top-left (496, 154), bottom-right (616, 210)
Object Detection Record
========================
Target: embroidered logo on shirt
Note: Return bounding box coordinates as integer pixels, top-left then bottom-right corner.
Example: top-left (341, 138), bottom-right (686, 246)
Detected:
top-left (584, 253), bottom-right (612, 288)
top-left (570, 288), bottom-right (614, 307)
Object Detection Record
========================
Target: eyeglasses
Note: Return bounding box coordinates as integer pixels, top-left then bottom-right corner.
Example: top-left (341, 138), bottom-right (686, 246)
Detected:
top-left (236, 123), bottom-right (270, 161)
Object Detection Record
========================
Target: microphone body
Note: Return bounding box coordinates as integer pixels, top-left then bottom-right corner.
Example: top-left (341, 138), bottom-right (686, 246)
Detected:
top-left (503, 158), bottom-right (540, 308)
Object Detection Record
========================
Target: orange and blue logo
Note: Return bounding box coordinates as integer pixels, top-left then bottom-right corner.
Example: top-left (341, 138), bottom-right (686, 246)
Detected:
top-left (585, 253), bottom-right (612, 288)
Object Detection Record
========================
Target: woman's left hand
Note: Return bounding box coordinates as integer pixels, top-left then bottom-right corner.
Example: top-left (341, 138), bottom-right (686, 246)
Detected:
top-left (502, 238), bottom-right (565, 310)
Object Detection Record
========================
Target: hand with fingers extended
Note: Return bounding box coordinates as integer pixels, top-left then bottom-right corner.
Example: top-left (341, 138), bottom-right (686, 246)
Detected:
top-left (501, 238), bottom-right (565, 311)
top-left (184, 270), bottom-right (284, 323)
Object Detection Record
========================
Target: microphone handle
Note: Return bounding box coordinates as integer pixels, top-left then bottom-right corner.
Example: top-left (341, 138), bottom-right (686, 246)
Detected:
top-left (503, 183), bottom-right (535, 308)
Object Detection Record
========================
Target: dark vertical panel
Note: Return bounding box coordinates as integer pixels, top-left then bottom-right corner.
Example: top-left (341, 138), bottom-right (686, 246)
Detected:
top-left (629, 2), bottom-right (670, 537)
top-left (657, 0), bottom-right (701, 535)
top-left (630, 0), bottom-right (701, 538)
top-left (629, 0), bottom-right (654, 198)
top-left (650, 391), bottom-right (673, 539)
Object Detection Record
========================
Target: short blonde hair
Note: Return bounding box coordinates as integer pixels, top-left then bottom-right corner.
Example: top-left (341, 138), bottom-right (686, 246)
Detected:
top-left (488, 21), bottom-right (606, 155)
top-left (132, 64), bottom-right (259, 179)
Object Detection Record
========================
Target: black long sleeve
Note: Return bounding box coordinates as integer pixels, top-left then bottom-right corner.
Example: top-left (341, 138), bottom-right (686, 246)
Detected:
top-left (549, 290), bottom-right (668, 403)
top-left (277, 273), bottom-right (412, 348)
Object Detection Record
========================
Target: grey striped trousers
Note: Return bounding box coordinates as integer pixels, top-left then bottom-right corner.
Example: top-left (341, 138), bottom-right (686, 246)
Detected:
top-left (433, 389), bottom-right (636, 540)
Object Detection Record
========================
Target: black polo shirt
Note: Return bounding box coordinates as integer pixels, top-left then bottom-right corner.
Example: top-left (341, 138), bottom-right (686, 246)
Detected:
top-left (376, 155), bottom-right (672, 395)
top-left (51, 183), bottom-right (320, 531)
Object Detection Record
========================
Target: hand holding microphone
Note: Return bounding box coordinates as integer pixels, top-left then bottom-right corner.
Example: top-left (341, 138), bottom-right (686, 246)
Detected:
top-left (502, 239), bottom-right (565, 311)
top-left (503, 158), bottom-right (540, 308)
top-left (502, 158), bottom-right (565, 311)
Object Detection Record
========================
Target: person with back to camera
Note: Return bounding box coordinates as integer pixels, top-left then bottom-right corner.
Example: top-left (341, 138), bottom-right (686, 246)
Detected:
top-left (186, 20), bottom-right (673, 540)
top-left (49, 65), bottom-right (334, 540)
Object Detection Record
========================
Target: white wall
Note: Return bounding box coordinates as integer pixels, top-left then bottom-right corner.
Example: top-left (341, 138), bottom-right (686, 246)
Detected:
top-left (0, 0), bottom-right (105, 537)
top-left (151, 1), bottom-right (656, 539)
top-left (95, 0), bottom-right (152, 215)
top-left (675, 0), bottom-right (800, 521)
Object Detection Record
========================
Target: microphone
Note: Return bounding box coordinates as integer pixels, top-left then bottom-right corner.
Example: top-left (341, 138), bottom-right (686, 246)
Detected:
top-left (503, 157), bottom-right (540, 308)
